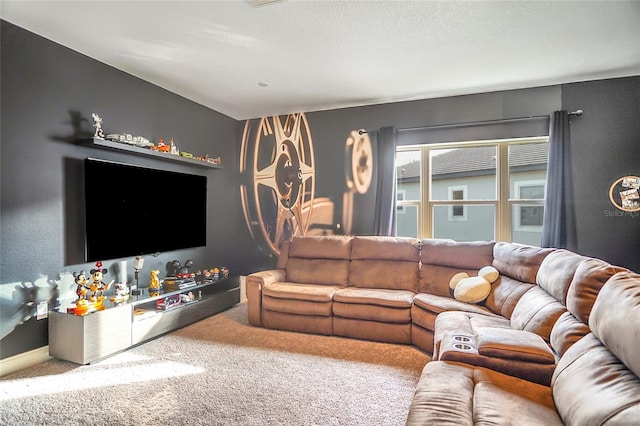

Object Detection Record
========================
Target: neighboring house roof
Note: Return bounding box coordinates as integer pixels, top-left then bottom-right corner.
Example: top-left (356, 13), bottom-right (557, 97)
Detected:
top-left (397, 143), bottom-right (548, 181)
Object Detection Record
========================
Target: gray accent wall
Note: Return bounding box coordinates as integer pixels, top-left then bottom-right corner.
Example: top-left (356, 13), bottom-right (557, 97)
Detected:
top-left (562, 77), bottom-right (640, 270)
top-left (0, 20), bottom-right (256, 359)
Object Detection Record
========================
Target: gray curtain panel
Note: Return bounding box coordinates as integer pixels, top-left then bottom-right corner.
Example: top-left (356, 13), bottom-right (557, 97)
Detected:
top-left (541, 110), bottom-right (577, 250)
top-left (373, 126), bottom-right (397, 236)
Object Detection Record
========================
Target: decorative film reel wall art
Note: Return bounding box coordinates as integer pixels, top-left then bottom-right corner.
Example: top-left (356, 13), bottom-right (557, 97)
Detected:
top-left (240, 113), bottom-right (374, 256)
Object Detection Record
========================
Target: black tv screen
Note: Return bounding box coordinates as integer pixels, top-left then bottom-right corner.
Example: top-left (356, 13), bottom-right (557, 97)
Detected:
top-left (84, 158), bottom-right (207, 262)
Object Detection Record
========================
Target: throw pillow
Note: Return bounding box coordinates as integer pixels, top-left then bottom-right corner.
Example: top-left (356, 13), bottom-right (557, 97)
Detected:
top-left (449, 272), bottom-right (470, 290)
top-left (478, 265), bottom-right (499, 283)
top-left (454, 276), bottom-right (491, 304)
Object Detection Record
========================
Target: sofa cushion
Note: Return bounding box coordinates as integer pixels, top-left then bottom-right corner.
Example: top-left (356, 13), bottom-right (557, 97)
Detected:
top-left (536, 249), bottom-right (587, 305)
top-left (475, 327), bottom-right (555, 364)
top-left (566, 258), bottom-right (627, 324)
top-left (288, 235), bottom-right (353, 259)
top-left (286, 258), bottom-right (351, 286)
top-left (589, 271), bottom-right (640, 377)
top-left (406, 361), bottom-right (562, 426)
top-left (419, 264), bottom-right (480, 297)
top-left (509, 286), bottom-right (566, 342)
top-left (263, 282), bottom-right (342, 302)
top-left (333, 288), bottom-right (414, 308)
top-left (349, 236), bottom-right (419, 292)
top-left (421, 239), bottom-right (495, 269)
top-left (552, 333), bottom-right (640, 425)
top-left (492, 242), bottom-right (554, 283)
top-left (419, 240), bottom-right (495, 295)
top-left (549, 311), bottom-right (590, 358)
top-left (413, 293), bottom-right (495, 317)
top-left (483, 276), bottom-right (535, 318)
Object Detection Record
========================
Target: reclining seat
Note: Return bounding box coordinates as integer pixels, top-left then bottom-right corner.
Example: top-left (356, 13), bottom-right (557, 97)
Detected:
top-left (251, 235), bottom-right (353, 335)
top-left (406, 270), bottom-right (640, 425)
top-left (332, 236), bottom-right (419, 344)
top-left (411, 239), bottom-right (497, 354)
top-left (434, 248), bottom-right (625, 386)
top-left (430, 242), bottom-right (553, 359)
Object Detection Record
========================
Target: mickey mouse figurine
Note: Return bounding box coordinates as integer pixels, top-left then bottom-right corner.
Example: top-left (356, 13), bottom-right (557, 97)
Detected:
top-left (73, 270), bottom-right (90, 305)
top-left (89, 261), bottom-right (111, 302)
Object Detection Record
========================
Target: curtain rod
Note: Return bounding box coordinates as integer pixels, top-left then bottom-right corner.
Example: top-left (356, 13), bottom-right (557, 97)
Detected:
top-left (358, 110), bottom-right (583, 135)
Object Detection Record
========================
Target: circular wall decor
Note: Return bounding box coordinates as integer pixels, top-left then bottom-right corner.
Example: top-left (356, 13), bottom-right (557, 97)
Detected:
top-left (608, 176), bottom-right (640, 212)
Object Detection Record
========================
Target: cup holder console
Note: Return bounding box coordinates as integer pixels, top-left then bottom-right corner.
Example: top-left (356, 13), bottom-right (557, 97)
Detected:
top-left (453, 343), bottom-right (474, 351)
top-left (453, 335), bottom-right (472, 343)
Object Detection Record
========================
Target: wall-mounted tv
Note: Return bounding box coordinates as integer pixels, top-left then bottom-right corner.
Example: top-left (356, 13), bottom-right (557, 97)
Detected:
top-left (84, 158), bottom-right (207, 262)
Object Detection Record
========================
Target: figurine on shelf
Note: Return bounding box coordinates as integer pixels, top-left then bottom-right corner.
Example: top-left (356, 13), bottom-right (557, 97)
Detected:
top-left (73, 270), bottom-right (90, 305)
top-left (110, 282), bottom-right (130, 303)
top-left (171, 259), bottom-right (194, 279)
top-left (152, 138), bottom-right (170, 152)
top-left (89, 261), bottom-right (112, 302)
top-left (170, 138), bottom-right (179, 155)
top-left (91, 113), bottom-right (105, 139)
top-left (148, 269), bottom-right (161, 297)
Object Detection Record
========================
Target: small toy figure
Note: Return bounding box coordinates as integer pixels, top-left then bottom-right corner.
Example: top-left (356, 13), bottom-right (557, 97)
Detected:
top-left (91, 113), bottom-right (105, 139)
top-left (220, 267), bottom-right (229, 279)
top-left (89, 261), bottom-right (111, 302)
top-left (73, 270), bottom-right (90, 305)
top-left (171, 259), bottom-right (194, 278)
top-left (110, 282), bottom-right (130, 303)
top-left (170, 138), bottom-right (179, 155)
top-left (149, 269), bottom-right (160, 289)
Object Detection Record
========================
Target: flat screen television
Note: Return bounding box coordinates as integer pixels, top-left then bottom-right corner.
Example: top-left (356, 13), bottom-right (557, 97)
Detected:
top-left (84, 158), bottom-right (207, 262)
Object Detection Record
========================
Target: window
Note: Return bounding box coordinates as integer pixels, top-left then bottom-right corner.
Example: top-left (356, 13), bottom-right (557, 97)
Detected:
top-left (396, 189), bottom-right (406, 214)
top-left (396, 137), bottom-right (548, 245)
top-left (448, 186), bottom-right (467, 220)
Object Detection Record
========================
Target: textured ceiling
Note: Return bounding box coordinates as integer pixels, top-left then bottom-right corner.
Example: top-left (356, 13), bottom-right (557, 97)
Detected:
top-left (2, 1), bottom-right (639, 120)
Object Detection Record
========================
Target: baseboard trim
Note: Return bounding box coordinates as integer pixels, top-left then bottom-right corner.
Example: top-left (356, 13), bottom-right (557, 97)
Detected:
top-left (0, 346), bottom-right (51, 377)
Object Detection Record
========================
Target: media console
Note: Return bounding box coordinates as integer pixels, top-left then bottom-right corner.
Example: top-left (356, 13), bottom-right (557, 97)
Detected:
top-left (48, 277), bottom-right (240, 364)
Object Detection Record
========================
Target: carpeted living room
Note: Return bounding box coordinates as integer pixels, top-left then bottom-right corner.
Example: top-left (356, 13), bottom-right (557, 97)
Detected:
top-left (1, 1), bottom-right (640, 425)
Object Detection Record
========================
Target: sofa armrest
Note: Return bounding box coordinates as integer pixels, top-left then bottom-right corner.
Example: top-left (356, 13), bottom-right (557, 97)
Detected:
top-left (476, 327), bottom-right (556, 364)
top-left (246, 269), bottom-right (286, 326)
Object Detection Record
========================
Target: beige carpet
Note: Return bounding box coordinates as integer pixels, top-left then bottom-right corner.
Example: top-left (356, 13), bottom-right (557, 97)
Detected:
top-left (0, 303), bottom-right (430, 425)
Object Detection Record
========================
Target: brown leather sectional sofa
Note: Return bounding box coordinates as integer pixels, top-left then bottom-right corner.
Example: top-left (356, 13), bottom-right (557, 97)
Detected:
top-left (246, 235), bottom-right (640, 424)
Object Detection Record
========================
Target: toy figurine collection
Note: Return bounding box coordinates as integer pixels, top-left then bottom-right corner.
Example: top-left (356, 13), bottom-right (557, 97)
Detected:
top-left (92, 112), bottom-right (222, 165)
top-left (68, 258), bottom-right (229, 316)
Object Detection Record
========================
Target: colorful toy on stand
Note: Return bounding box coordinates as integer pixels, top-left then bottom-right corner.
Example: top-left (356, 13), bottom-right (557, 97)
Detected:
top-left (110, 282), bottom-right (130, 303)
top-left (149, 269), bottom-right (161, 297)
top-left (68, 261), bottom-right (112, 316)
top-left (73, 271), bottom-right (90, 305)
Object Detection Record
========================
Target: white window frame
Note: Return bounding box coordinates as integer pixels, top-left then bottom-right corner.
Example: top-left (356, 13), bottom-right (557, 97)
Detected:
top-left (395, 136), bottom-right (548, 242)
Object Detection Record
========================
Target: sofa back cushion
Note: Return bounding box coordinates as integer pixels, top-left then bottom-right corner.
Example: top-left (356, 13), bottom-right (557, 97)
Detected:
top-left (349, 236), bottom-right (420, 292)
top-left (483, 276), bottom-right (535, 318)
top-left (552, 272), bottom-right (640, 424)
top-left (588, 271), bottom-right (640, 378)
top-left (544, 255), bottom-right (625, 357)
top-left (536, 250), bottom-right (587, 305)
top-left (492, 242), bottom-right (554, 283)
top-left (566, 258), bottom-right (627, 324)
top-left (419, 239), bottom-right (495, 295)
top-left (509, 286), bottom-right (566, 342)
top-left (285, 236), bottom-right (353, 286)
